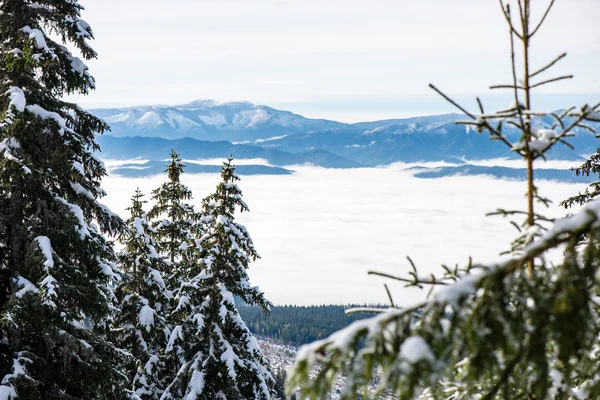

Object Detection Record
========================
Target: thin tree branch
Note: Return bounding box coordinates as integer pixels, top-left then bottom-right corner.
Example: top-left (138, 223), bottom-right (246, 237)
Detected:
top-left (384, 284), bottom-right (395, 308)
top-left (498, 1), bottom-right (523, 39)
top-left (534, 101), bottom-right (600, 159)
top-left (367, 271), bottom-right (449, 286)
top-left (476, 97), bottom-right (485, 114)
top-left (429, 84), bottom-right (515, 150)
top-left (530, 75), bottom-right (573, 89)
top-left (530, 52), bottom-right (567, 78)
top-left (490, 84), bottom-right (525, 90)
top-left (530, 0), bottom-right (556, 37)
top-left (517, 0), bottom-right (526, 33)
top-left (428, 84), bottom-right (476, 119)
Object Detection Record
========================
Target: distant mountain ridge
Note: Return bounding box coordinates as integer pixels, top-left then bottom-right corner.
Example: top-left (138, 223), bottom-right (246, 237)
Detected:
top-left (92, 100), bottom-right (600, 166)
top-left (91, 100), bottom-right (346, 142)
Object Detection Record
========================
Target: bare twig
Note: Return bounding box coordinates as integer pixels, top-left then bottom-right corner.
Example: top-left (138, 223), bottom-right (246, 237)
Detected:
top-left (428, 84), bottom-right (515, 150)
top-left (531, 52), bottom-right (566, 78)
top-left (367, 271), bottom-right (448, 286)
top-left (530, 74), bottom-right (573, 89)
top-left (498, 1), bottom-right (523, 39)
top-left (530, 0), bottom-right (556, 37)
top-left (384, 284), bottom-right (395, 308)
top-left (490, 84), bottom-right (525, 90)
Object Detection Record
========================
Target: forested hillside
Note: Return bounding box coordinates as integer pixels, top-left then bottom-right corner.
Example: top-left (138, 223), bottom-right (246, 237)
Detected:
top-left (238, 304), bottom-right (378, 346)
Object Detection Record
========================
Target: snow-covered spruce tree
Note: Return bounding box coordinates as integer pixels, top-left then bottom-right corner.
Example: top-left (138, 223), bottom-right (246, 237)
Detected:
top-left (0, 1), bottom-right (126, 398)
top-left (287, 1), bottom-right (600, 399)
top-left (146, 151), bottom-right (197, 395)
top-left (148, 150), bottom-right (196, 266)
top-left (114, 189), bottom-right (172, 400)
top-left (162, 158), bottom-right (275, 400)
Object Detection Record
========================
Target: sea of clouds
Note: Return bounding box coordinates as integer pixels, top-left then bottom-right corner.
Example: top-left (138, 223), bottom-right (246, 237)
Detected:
top-left (101, 161), bottom-right (588, 306)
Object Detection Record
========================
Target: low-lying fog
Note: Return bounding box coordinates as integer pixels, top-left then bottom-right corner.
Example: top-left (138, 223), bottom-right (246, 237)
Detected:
top-left (101, 161), bottom-right (587, 306)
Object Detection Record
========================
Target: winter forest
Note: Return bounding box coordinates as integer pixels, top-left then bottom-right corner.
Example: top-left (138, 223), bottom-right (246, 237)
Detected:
top-left (1, 0), bottom-right (600, 399)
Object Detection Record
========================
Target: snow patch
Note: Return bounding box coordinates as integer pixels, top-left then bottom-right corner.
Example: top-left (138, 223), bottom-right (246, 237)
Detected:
top-left (135, 111), bottom-right (164, 129)
top-left (6, 87), bottom-right (25, 112)
top-left (139, 305), bottom-right (155, 332)
top-left (400, 336), bottom-right (435, 364)
top-left (35, 236), bottom-right (54, 269)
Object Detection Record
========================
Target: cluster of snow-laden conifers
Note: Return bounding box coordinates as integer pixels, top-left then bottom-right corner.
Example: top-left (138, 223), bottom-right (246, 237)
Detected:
top-left (112, 152), bottom-right (274, 399)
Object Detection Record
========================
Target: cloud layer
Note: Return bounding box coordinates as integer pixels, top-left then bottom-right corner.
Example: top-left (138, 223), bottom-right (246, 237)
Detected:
top-left (101, 163), bottom-right (587, 306)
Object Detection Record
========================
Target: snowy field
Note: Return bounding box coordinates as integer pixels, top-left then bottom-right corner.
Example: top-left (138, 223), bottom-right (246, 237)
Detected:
top-left (101, 161), bottom-right (587, 306)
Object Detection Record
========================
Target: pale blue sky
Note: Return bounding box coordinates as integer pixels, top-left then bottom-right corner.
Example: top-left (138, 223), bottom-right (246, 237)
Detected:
top-left (70, 0), bottom-right (600, 122)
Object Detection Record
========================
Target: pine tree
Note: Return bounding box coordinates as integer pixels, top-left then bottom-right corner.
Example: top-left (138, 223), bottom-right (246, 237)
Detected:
top-left (148, 150), bottom-right (196, 266)
top-left (0, 0), bottom-right (126, 398)
top-left (114, 189), bottom-right (172, 400)
top-left (162, 158), bottom-right (275, 400)
top-left (287, 1), bottom-right (600, 399)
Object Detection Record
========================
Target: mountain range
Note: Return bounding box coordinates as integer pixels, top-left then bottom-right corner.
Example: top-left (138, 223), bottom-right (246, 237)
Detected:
top-left (92, 100), bottom-right (600, 174)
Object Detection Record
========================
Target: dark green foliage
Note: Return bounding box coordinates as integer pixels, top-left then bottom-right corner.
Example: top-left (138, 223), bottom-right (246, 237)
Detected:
top-left (273, 368), bottom-right (296, 400)
top-left (238, 304), bottom-right (376, 347)
top-left (162, 158), bottom-right (275, 400)
top-left (0, 0), bottom-right (126, 398)
top-left (113, 189), bottom-right (172, 399)
top-left (148, 150), bottom-right (196, 265)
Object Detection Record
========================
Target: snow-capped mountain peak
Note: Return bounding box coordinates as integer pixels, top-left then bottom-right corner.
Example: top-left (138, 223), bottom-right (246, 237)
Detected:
top-left (91, 99), bottom-right (345, 141)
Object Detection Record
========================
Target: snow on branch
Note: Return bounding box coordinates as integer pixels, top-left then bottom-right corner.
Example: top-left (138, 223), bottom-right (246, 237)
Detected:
top-left (35, 236), bottom-right (54, 269)
top-left (21, 26), bottom-right (56, 58)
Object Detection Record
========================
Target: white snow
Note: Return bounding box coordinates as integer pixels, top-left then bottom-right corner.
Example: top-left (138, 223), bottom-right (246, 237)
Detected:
top-left (104, 111), bottom-right (135, 124)
top-left (254, 135), bottom-right (288, 144)
top-left (98, 261), bottom-right (116, 278)
top-left (70, 182), bottom-right (95, 200)
top-left (6, 87), bottom-right (25, 112)
top-left (166, 325), bottom-right (183, 353)
top-left (191, 313), bottom-right (205, 333)
top-left (234, 109), bottom-right (272, 128)
top-left (198, 113), bottom-right (227, 127)
top-left (399, 336), bottom-right (436, 364)
top-left (148, 268), bottom-right (167, 290)
top-left (434, 273), bottom-right (483, 308)
top-left (15, 276), bottom-right (39, 298)
top-left (72, 161), bottom-right (85, 175)
top-left (583, 105), bottom-right (600, 122)
top-left (54, 195), bottom-right (90, 238)
top-left (26, 104), bottom-right (68, 135)
top-left (35, 236), bottom-right (54, 269)
top-left (165, 111), bottom-right (199, 130)
top-left (40, 275), bottom-right (58, 299)
top-left (138, 305), bottom-right (156, 332)
top-left (136, 111), bottom-right (164, 129)
top-left (69, 56), bottom-right (88, 76)
top-left (132, 217), bottom-right (145, 236)
top-left (21, 26), bottom-right (55, 58)
top-left (0, 386), bottom-right (16, 400)
top-left (185, 360), bottom-right (205, 400)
